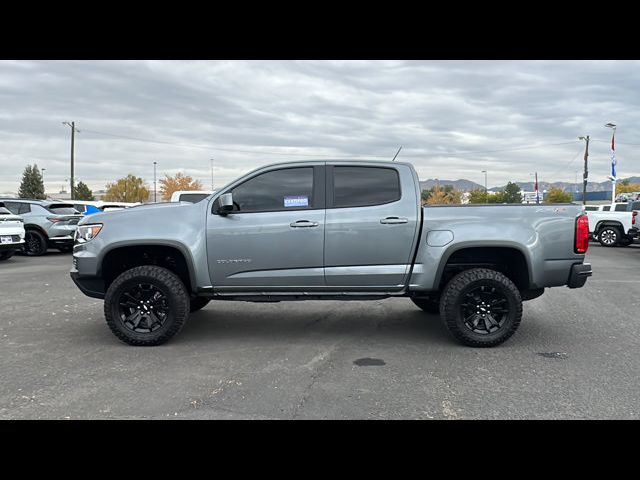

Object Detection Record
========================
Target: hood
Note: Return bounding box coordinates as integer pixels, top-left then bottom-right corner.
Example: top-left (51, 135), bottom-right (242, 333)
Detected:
top-left (77, 201), bottom-right (202, 225)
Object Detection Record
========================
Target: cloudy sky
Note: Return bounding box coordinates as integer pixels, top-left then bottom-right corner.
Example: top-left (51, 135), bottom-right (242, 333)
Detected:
top-left (1, 60), bottom-right (639, 194)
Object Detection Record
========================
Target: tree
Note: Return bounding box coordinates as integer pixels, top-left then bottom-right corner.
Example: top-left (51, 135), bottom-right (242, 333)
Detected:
top-left (74, 181), bottom-right (95, 201)
top-left (159, 172), bottom-right (203, 201)
top-left (423, 184), bottom-right (462, 205)
top-left (487, 191), bottom-right (506, 203)
top-left (103, 174), bottom-right (150, 202)
top-left (18, 164), bottom-right (45, 199)
top-left (502, 181), bottom-right (522, 203)
top-left (616, 182), bottom-right (640, 194)
top-left (468, 189), bottom-right (488, 204)
top-left (544, 187), bottom-right (572, 203)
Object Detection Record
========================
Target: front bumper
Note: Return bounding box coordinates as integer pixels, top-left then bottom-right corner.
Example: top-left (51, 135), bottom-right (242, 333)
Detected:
top-left (0, 240), bottom-right (24, 251)
top-left (70, 271), bottom-right (105, 299)
top-left (567, 262), bottom-right (592, 289)
top-left (48, 235), bottom-right (74, 246)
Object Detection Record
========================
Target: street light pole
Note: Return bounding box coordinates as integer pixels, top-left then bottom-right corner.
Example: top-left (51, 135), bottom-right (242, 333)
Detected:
top-left (578, 135), bottom-right (590, 206)
top-left (153, 161), bottom-right (157, 202)
top-left (62, 121), bottom-right (79, 200)
top-left (481, 170), bottom-right (487, 203)
top-left (210, 158), bottom-right (214, 191)
top-left (41, 168), bottom-right (46, 197)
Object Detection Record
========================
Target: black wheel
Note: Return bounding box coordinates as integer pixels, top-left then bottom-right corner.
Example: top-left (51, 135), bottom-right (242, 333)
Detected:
top-left (598, 226), bottom-right (620, 247)
top-left (58, 245), bottom-right (73, 253)
top-left (411, 296), bottom-right (440, 314)
top-left (24, 230), bottom-right (47, 256)
top-left (104, 265), bottom-right (190, 346)
top-left (440, 268), bottom-right (522, 348)
top-left (190, 296), bottom-right (211, 312)
top-left (0, 251), bottom-right (15, 261)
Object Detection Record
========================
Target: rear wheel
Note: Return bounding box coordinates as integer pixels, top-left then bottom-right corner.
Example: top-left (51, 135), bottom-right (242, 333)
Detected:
top-left (598, 226), bottom-right (621, 247)
top-left (24, 230), bottom-right (47, 256)
top-left (440, 268), bottom-right (522, 348)
top-left (411, 296), bottom-right (440, 314)
top-left (104, 265), bottom-right (190, 346)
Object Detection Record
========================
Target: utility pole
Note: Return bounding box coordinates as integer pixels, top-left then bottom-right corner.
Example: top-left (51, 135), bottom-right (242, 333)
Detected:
top-left (153, 161), bottom-right (157, 202)
top-left (579, 135), bottom-right (589, 206)
top-left (535, 172), bottom-right (540, 204)
top-left (62, 121), bottom-right (79, 200)
top-left (481, 170), bottom-right (487, 203)
top-left (210, 158), bottom-right (214, 191)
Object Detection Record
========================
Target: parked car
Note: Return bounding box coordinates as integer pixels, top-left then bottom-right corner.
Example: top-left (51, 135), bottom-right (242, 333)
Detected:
top-left (0, 204), bottom-right (25, 261)
top-left (585, 208), bottom-right (638, 247)
top-left (70, 200), bottom-right (139, 214)
top-left (170, 190), bottom-right (215, 203)
top-left (0, 198), bottom-right (82, 255)
top-left (71, 160), bottom-right (591, 348)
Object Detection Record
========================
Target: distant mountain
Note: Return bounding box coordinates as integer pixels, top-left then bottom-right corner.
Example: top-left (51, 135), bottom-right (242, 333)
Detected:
top-left (419, 176), bottom-right (640, 193)
top-left (419, 179), bottom-right (485, 192)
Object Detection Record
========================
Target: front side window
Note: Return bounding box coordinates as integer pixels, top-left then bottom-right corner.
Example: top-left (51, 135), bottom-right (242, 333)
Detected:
top-left (230, 167), bottom-right (314, 213)
top-left (333, 166), bottom-right (401, 208)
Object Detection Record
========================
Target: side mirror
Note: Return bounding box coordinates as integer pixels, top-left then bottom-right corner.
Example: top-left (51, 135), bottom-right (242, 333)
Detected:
top-left (217, 192), bottom-right (234, 215)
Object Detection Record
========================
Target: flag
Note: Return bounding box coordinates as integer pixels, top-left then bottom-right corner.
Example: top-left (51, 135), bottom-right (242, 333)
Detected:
top-left (534, 172), bottom-right (540, 204)
top-left (611, 132), bottom-right (617, 178)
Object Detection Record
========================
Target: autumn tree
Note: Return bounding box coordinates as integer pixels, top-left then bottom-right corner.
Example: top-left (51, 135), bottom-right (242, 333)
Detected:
top-left (74, 181), bottom-right (95, 201)
top-left (544, 187), bottom-right (572, 203)
top-left (468, 189), bottom-right (488, 204)
top-left (18, 164), bottom-right (45, 199)
top-left (424, 184), bottom-right (462, 205)
top-left (615, 182), bottom-right (640, 194)
top-left (104, 174), bottom-right (149, 202)
top-left (159, 172), bottom-right (203, 201)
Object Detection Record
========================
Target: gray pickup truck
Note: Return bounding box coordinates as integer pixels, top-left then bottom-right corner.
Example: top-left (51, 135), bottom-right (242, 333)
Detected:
top-left (70, 160), bottom-right (592, 347)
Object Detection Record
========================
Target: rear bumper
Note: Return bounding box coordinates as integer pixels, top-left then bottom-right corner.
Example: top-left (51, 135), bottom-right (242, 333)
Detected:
top-left (70, 271), bottom-right (105, 299)
top-left (567, 263), bottom-right (592, 289)
top-left (48, 235), bottom-right (74, 247)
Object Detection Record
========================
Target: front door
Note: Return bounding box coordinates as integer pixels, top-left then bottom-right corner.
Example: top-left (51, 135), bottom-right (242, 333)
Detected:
top-left (207, 165), bottom-right (326, 290)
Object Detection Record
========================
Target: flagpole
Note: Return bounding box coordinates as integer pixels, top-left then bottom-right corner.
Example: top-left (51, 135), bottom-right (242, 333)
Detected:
top-left (605, 123), bottom-right (617, 205)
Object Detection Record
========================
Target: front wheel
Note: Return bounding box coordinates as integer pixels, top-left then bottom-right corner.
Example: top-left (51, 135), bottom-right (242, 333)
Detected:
top-left (598, 227), bottom-right (621, 247)
top-left (440, 268), bottom-right (522, 348)
top-left (104, 265), bottom-right (190, 346)
top-left (24, 230), bottom-right (48, 256)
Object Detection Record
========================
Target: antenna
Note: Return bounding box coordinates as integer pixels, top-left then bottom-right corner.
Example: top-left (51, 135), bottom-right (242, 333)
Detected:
top-left (391, 146), bottom-right (403, 162)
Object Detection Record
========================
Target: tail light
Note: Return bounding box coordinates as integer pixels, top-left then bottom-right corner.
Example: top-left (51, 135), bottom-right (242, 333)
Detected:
top-left (47, 217), bottom-right (64, 223)
top-left (633, 211), bottom-right (637, 225)
top-left (575, 214), bottom-right (589, 254)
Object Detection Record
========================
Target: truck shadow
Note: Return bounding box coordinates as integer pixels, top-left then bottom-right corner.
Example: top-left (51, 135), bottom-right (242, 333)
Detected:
top-left (177, 303), bottom-right (455, 346)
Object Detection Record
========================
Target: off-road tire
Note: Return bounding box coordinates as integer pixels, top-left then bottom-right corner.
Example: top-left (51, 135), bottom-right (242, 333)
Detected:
top-left (0, 251), bottom-right (15, 261)
top-left (24, 230), bottom-right (47, 256)
top-left (597, 226), bottom-right (621, 247)
top-left (440, 268), bottom-right (522, 348)
top-left (104, 265), bottom-right (190, 346)
top-left (411, 296), bottom-right (440, 314)
top-left (190, 296), bottom-right (211, 312)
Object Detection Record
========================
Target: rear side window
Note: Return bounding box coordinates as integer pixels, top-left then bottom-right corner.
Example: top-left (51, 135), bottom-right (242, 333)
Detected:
top-left (333, 166), bottom-right (401, 208)
top-left (602, 206), bottom-right (611, 211)
top-left (614, 203), bottom-right (628, 211)
top-left (230, 167), bottom-right (314, 213)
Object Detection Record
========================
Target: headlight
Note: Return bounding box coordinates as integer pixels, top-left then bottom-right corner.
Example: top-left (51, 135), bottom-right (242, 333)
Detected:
top-left (74, 224), bottom-right (103, 243)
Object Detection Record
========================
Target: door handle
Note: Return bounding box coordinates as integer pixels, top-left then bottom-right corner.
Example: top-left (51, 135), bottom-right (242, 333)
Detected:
top-left (290, 220), bottom-right (319, 228)
top-left (380, 216), bottom-right (408, 224)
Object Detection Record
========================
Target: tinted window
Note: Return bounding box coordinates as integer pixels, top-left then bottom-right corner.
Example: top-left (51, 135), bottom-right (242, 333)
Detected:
top-left (584, 206), bottom-right (597, 211)
top-left (19, 203), bottom-right (31, 214)
top-left (615, 203), bottom-right (628, 211)
top-left (2, 202), bottom-right (19, 214)
top-left (179, 193), bottom-right (210, 203)
top-left (602, 206), bottom-right (611, 211)
top-left (230, 167), bottom-right (314, 213)
top-left (46, 204), bottom-right (79, 215)
top-left (333, 167), bottom-right (400, 208)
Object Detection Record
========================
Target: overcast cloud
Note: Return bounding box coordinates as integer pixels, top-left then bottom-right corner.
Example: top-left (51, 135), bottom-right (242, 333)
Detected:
top-left (1, 60), bottom-right (639, 194)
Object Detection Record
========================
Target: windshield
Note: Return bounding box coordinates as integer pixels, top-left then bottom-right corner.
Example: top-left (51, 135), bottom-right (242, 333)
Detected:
top-left (46, 204), bottom-right (80, 215)
top-left (179, 193), bottom-right (209, 203)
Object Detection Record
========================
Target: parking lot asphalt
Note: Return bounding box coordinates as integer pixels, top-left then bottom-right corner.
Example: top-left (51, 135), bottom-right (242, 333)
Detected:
top-left (1, 243), bottom-right (639, 419)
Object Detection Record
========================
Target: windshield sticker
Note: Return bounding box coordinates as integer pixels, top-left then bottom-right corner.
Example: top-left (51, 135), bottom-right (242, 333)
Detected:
top-left (284, 196), bottom-right (309, 208)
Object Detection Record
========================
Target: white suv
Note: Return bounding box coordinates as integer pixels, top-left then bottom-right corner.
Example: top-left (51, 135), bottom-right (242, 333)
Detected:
top-left (0, 205), bottom-right (25, 260)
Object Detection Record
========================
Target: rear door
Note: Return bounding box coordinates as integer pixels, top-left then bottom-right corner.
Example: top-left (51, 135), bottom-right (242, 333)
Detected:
top-left (324, 163), bottom-right (420, 289)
